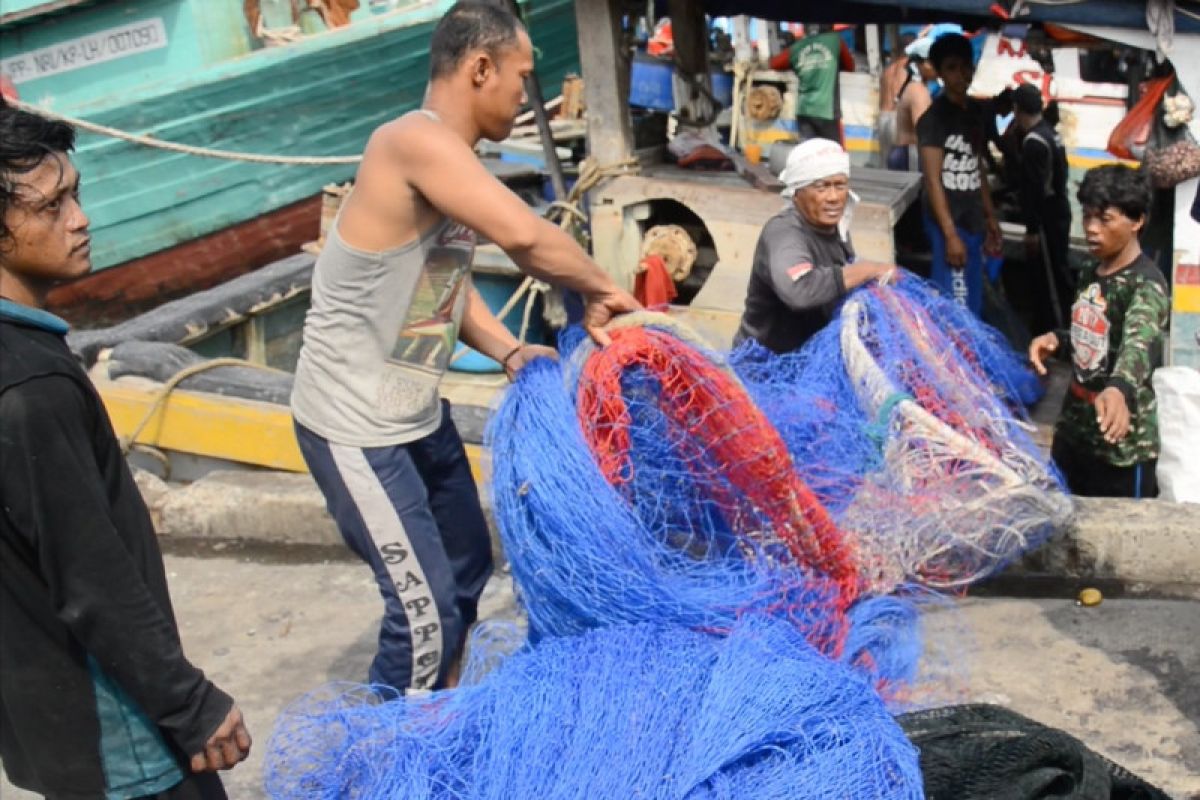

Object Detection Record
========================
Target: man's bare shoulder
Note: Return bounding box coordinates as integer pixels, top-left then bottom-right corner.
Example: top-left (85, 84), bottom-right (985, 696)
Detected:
top-left (363, 112), bottom-right (465, 164)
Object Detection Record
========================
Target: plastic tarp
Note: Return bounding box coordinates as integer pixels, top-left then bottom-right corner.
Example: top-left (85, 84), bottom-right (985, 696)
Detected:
top-left (1154, 366), bottom-right (1200, 503)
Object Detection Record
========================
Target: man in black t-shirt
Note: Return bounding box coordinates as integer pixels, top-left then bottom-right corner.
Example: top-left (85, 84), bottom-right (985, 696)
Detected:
top-left (917, 34), bottom-right (1002, 317)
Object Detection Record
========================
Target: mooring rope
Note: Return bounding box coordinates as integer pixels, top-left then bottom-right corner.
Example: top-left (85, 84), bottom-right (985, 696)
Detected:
top-left (9, 98), bottom-right (364, 165)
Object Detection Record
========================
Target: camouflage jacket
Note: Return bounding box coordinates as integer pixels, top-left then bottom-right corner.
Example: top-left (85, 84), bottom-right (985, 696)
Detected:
top-left (1054, 253), bottom-right (1170, 466)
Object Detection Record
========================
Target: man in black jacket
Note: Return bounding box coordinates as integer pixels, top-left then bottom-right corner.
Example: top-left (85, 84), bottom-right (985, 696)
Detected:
top-left (1013, 83), bottom-right (1074, 332)
top-left (0, 101), bottom-right (250, 798)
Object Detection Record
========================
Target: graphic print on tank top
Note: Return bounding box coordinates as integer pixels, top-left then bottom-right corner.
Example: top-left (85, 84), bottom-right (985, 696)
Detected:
top-left (378, 220), bottom-right (476, 418)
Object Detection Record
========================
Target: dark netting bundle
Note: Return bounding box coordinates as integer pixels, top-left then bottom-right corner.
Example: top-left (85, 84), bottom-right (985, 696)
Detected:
top-left (264, 617), bottom-right (925, 800)
top-left (731, 274), bottom-right (1073, 591)
top-left (897, 704), bottom-right (1172, 800)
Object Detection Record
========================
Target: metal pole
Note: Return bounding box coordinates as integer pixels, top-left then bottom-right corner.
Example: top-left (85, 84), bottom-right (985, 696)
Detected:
top-left (506, 0), bottom-right (568, 200)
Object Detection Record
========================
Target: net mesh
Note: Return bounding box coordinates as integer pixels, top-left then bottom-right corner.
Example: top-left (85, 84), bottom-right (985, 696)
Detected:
top-left (730, 274), bottom-right (1072, 592)
top-left (264, 617), bottom-right (925, 800)
top-left (263, 275), bottom-right (1071, 796)
top-left (897, 704), bottom-right (1172, 799)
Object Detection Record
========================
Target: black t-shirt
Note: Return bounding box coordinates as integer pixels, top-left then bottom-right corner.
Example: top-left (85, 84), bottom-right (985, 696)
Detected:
top-left (736, 206), bottom-right (855, 353)
top-left (917, 94), bottom-right (987, 233)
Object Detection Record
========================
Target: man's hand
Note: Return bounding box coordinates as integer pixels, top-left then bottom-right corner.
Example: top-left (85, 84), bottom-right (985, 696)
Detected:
top-left (1023, 232), bottom-right (1040, 263)
top-left (1095, 387), bottom-right (1131, 444)
top-left (503, 344), bottom-right (558, 381)
top-left (190, 706), bottom-right (251, 773)
top-left (582, 287), bottom-right (641, 347)
top-left (866, 261), bottom-right (896, 284)
top-left (945, 231), bottom-right (968, 267)
top-left (986, 219), bottom-right (1003, 256)
top-left (1028, 332), bottom-right (1059, 376)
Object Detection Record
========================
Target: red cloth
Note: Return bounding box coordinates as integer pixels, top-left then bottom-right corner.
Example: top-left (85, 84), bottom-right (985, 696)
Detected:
top-left (676, 144), bottom-right (732, 170)
top-left (634, 255), bottom-right (678, 308)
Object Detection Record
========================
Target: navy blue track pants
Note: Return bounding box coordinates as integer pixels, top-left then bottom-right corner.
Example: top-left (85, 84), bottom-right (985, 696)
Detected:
top-left (295, 401), bottom-right (492, 692)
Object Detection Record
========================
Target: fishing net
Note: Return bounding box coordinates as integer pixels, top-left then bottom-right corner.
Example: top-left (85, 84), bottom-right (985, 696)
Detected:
top-left (487, 345), bottom-right (869, 665)
top-left (897, 704), bottom-right (1172, 799)
top-left (731, 274), bottom-right (1072, 592)
top-left (264, 617), bottom-right (924, 800)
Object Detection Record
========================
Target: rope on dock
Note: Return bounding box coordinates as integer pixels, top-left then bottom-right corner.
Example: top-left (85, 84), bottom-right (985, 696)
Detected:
top-left (10, 98), bottom-right (364, 165)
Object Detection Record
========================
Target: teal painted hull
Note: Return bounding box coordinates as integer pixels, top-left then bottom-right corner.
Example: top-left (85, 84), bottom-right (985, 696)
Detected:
top-left (7, 0), bottom-right (580, 272)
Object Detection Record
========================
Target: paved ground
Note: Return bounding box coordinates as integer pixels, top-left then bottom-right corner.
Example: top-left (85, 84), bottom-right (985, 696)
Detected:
top-left (4, 545), bottom-right (1198, 799)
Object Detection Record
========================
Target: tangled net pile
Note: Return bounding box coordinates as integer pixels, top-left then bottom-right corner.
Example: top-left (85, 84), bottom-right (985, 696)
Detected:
top-left (264, 274), bottom-right (1068, 798)
top-left (265, 617), bottom-right (924, 799)
top-left (731, 274), bottom-right (1072, 591)
top-left (491, 316), bottom-right (929, 691)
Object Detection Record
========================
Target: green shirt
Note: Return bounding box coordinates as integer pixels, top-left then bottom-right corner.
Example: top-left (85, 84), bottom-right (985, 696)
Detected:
top-left (1055, 253), bottom-right (1170, 466)
top-left (789, 31), bottom-right (842, 121)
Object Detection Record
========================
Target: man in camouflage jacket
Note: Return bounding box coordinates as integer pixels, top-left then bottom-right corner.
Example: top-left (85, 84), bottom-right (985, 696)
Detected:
top-left (1029, 165), bottom-right (1169, 497)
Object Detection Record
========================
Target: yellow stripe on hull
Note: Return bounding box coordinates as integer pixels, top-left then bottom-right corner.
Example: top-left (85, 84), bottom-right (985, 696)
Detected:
top-left (96, 378), bottom-right (487, 483)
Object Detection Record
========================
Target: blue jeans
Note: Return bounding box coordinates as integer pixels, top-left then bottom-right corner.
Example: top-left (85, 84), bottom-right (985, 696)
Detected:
top-left (923, 212), bottom-right (985, 317)
top-left (295, 400), bottom-right (492, 692)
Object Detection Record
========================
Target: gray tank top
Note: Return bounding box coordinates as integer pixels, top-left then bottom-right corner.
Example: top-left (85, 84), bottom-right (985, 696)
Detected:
top-left (292, 214), bottom-right (476, 446)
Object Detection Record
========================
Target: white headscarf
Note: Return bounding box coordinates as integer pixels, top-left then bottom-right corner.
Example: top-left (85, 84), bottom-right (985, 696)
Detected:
top-left (778, 138), bottom-right (857, 240)
top-left (779, 138), bottom-right (851, 198)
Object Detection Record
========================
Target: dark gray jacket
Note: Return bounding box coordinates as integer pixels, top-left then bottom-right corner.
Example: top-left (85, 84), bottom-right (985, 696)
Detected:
top-left (736, 206), bottom-right (855, 353)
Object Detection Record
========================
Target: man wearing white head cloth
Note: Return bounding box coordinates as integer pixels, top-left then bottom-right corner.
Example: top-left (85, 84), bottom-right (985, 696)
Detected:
top-left (735, 139), bottom-right (894, 353)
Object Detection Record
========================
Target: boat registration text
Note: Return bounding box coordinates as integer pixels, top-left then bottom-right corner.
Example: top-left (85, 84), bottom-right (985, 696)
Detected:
top-left (1, 18), bottom-right (167, 85)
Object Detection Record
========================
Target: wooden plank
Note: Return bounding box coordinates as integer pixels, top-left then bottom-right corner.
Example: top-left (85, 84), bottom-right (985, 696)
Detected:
top-left (575, 0), bottom-right (634, 167)
top-left (667, 0), bottom-right (714, 125)
top-left (0, 0), bottom-right (97, 27)
top-left (730, 153), bottom-right (786, 192)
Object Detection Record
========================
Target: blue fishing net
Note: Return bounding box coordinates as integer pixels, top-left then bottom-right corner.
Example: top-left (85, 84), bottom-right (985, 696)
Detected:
top-left (264, 617), bottom-right (924, 800)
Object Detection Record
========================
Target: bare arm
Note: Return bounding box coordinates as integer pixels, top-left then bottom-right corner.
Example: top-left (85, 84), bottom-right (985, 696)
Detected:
top-left (978, 153), bottom-right (1002, 253)
top-left (919, 145), bottom-right (955, 236)
top-left (399, 119), bottom-right (615, 296)
top-left (909, 85), bottom-right (932, 128)
top-left (458, 285), bottom-right (520, 364)
top-left (394, 118), bottom-right (639, 343)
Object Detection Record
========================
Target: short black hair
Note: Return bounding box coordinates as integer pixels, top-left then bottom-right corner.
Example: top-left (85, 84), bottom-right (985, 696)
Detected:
top-left (928, 33), bottom-right (973, 71)
top-left (1077, 164), bottom-right (1153, 222)
top-left (429, 1), bottom-right (523, 80)
top-left (0, 98), bottom-right (76, 246)
top-left (1012, 83), bottom-right (1043, 114)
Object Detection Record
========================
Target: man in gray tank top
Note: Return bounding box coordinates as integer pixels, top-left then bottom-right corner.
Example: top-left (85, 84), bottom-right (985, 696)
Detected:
top-left (291, 0), bottom-right (638, 694)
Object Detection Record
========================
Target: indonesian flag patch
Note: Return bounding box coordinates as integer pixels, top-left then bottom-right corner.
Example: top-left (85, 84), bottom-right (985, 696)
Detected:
top-left (787, 262), bottom-right (814, 281)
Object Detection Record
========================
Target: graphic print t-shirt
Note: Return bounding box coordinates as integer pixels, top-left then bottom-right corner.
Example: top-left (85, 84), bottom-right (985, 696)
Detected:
top-left (791, 31), bottom-right (842, 120)
top-left (917, 94), bottom-right (987, 233)
top-left (1055, 253), bottom-right (1170, 466)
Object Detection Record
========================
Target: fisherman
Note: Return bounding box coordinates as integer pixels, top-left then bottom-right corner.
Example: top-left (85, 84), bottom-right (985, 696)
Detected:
top-left (769, 25), bottom-right (856, 145)
top-left (290, 1), bottom-right (639, 694)
top-left (875, 29), bottom-right (916, 167)
top-left (0, 101), bottom-right (250, 798)
top-left (1012, 83), bottom-right (1074, 332)
top-left (917, 33), bottom-right (1002, 316)
top-left (734, 138), bottom-right (895, 354)
top-left (1029, 165), bottom-right (1169, 498)
top-left (888, 36), bottom-right (935, 172)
